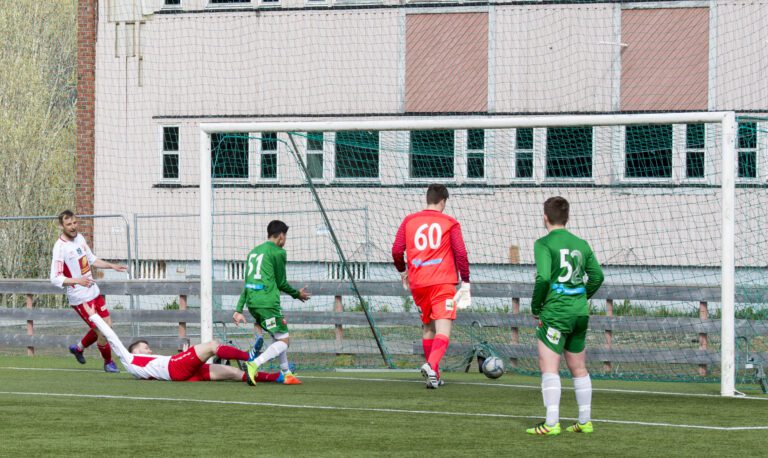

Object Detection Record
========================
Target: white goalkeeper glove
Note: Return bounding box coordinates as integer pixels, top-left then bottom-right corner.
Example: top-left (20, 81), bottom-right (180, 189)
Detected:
top-left (400, 271), bottom-right (410, 291)
top-left (453, 282), bottom-right (471, 309)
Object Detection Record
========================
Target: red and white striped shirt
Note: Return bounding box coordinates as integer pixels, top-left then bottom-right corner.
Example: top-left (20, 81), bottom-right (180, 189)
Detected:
top-left (89, 314), bottom-right (172, 381)
top-left (50, 233), bottom-right (100, 305)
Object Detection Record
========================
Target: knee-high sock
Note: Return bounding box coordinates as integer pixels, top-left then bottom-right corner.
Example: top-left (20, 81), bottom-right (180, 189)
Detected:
top-left (253, 341), bottom-right (288, 366)
top-left (278, 348), bottom-right (290, 372)
top-left (97, 342), bottom-right (112, 363)
top-left (541, 372), bottom-right (561, 426)
top-left (216, 345), bottom-right (249, 361)
top-left (241, 371), bottom-right (282, 383)
top-left (573, 375), bottom-right (592, 424)
top-left (422, 338), bottom-right (434, 361)
top-left (427, 334), bottom-right (449, 373)
top-left (79, 329), bottom-right (98, 350)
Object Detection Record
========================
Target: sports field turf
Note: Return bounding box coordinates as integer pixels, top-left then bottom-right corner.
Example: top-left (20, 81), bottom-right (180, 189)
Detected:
top-left (0, 356), bottom-right (766, 456)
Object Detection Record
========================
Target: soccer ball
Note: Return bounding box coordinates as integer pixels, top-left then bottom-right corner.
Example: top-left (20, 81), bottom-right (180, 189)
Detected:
top-left (481, 356), bottom-right (504, 379)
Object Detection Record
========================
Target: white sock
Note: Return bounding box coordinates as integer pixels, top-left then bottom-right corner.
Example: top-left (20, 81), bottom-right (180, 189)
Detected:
top-left (573, 375), bottom-right (592, 424)
top-left (254, 341), bottom-right (287, 366)
top-left (541, 372), bottom-right (561, 426)
top-left (279, 348), bottom-right (290, 372)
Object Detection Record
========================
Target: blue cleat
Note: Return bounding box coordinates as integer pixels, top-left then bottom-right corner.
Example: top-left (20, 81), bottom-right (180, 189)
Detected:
top-left (69, 345), bottom-right (86, 364)
top-left (275, 371), bottom-right (285, 384)
top-left (104, 361), bottom-right (120, 373)
top-left (248, 335), bottom-right (264, 361)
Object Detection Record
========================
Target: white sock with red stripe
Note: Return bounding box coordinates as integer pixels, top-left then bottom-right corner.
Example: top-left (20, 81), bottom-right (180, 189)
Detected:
top-left (253, 341), bottom-right (287, 366)
top-left (541, 372), bottom-right (561, 427)
top-left (573, 375), bottom-right (592, 424)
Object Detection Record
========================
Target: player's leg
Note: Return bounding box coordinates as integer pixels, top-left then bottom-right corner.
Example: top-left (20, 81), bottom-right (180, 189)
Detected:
top-left (564, 316), bottom-right (593, 433)
top-left (526, 318), bottom-right (566, 436)
top-left (421, 321), bottom-right (435, 362)
top-left (92, 297), bottom-right (117, 371)
top-left (69, 304), bottom-right (95, 364)
top-left (412, 286), bottom-right (440, 388)
top-left (245, 307), bottom-right (294, 384)
top-left (423, 284), bottom-right (457, 387)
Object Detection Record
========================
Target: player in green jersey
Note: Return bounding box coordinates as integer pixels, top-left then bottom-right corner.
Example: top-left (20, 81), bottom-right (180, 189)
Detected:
top-left (526, 197), bottom-right (604, 436)
top-left (235, 220), bottom-right (310, 385)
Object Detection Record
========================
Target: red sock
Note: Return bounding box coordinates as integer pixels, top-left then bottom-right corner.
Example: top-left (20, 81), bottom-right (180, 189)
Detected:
top-left (216, 345), bottom-right (249, 361)
top-left (422, 338), bottom-right (434, 361)
top-left (80, 329), bottom-right (98, 349)
top-left (427, 334), bottom-right (450, 373)
top-left (97, 343), bottom-right (112, 363)
top-left (241, 372), bottom-right (282, 383)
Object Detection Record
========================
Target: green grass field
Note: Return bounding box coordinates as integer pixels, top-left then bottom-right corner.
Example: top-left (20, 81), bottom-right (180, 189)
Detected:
top-left (0, 356), bottom-right (766, 457)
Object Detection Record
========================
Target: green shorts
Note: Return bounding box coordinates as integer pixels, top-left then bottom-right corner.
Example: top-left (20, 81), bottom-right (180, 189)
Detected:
top-left (246, 305), bottom-right (289, 335)
top-left (535, 315), bottom-right (589, 355)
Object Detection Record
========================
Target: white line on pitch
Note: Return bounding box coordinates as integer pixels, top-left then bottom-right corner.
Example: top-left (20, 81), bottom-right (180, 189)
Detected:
top-left (302, 375), bottom-right (768, 401)
top-left (2, 366), bottom-right (766, 401)
top-left (0, 390), bottom-right (765, 431)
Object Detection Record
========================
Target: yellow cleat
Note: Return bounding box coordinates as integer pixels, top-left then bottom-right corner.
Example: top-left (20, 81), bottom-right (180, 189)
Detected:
top-left (566, 421), bottom-right (593, 433)
top-left (526, 422), bottom-right (561, 436)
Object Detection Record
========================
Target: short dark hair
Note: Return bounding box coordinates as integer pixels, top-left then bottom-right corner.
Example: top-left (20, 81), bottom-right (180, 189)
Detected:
top-left (128, 339), bottom-right (149, 353)
top-left (544, 196), bottom-right (569, 226)
top-left (58, 210), bottom-right (75, 225)
top-left (267, 220), bottom-right (289, 238)
top-left (426, 184), bottom-right (449, 205)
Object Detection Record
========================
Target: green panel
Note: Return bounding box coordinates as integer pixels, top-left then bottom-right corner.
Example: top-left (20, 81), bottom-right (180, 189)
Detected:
top-left (686, 124), bottom-right (705, 149)
top-left (686, 152), bottom-right (705, 179)
top-left (410, 130), bottom-right (454, 179)
top-left (335, 131), bottom-right (379, 178)
top-left (163, 126), bottom-right (179, 151)
top-left (545, 126), bottom-right (592, 178)
top-left (516, 128), bottom-right (533, 150)
top-left (625, 125), bottom-right (672, 178)
top-left (211, 133), bottom-right (248, 179)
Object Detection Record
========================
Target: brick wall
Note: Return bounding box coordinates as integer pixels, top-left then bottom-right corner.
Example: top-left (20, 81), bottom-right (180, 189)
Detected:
top-left (76, 0), bottom-right (97, 245)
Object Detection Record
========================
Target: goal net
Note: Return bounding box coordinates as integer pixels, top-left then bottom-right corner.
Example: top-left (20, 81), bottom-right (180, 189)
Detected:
top-left (200, 112), bottom-right (761, 396)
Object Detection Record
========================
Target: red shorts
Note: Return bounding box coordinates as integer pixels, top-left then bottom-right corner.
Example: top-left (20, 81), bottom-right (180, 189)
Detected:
top-left (411, 284), bottom-right (457, 325)
top-left (72, 296), bottom-right (109, 330)
top-left (168, 346), bottom-right (209, 381)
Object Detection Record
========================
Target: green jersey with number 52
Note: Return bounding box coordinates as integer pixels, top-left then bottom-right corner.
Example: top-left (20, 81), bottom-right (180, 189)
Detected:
top-left (531, 228), bottom-right (604, 317)
top-left (235, 241), bottom-right (300, 312)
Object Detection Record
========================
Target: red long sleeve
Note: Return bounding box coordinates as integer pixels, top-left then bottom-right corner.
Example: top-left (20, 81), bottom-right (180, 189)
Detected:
top-left (450, 224), bottom-right (470, 282)
top-left (391, 220), bottom-right (407, 273)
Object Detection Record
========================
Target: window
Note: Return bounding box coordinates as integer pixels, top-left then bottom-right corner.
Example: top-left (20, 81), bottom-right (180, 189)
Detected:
top-left (211, 133), bottom-right (248, 179)
top-left (467, 129), bottom-right (484, 179)
top-left (335, 131), bottom-right (379, 179)
top-left (515, 128), bottom-right (534, 179)
top-left (410, 130), bottom-right (454, 179)
top-left (306, 132), bottom-right (323, 179)
top-left (261, 132), bottom-right (278, 179)
top-left (685, 124), bottom-right (705, 179)
top-left (625, 125), bottom-right (673, 178)
top-left (162, 126), bottom-right (179, 180)
top-left (546, 127), bottom-right (592, 178)
top-left (210, 0), bottom-right (250, 3)
top-left (738, 122), bottom-right (757, 179)
top-left (164, 0), bottom-right (181, 5)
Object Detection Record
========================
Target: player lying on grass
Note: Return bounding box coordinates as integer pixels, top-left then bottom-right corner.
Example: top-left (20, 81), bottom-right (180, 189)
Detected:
top-left (526, 197), bottom-right (604, 436)
top-left (81, 301), bottom-right (285, 384)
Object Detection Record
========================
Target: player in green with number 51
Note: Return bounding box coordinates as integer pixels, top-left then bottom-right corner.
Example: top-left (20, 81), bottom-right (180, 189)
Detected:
top-left (234, 220), bottom-right (311, 385)
top-left (526, 197), bottom-right (604, 436)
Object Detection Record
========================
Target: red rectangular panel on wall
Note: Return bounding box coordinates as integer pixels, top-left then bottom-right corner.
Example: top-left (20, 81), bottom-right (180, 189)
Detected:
top-left (621, 8), bottom-right (709, 111)
top-left (406, 13), bottom-right (488, 113)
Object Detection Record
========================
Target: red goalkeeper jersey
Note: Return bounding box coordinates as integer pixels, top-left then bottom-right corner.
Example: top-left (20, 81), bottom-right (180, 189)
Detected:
top-left (392, 209), bottom-right (469, 289)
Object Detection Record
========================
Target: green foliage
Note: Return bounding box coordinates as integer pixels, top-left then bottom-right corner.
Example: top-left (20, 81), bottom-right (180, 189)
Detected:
top-left (401, 296), bottom-right (414, 313)
top-left (0, 1), bottom-right (77, 289)
top-left (164, 300), bottom-right (180, 311)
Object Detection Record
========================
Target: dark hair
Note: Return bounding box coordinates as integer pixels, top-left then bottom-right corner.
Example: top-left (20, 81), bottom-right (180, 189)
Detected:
top-left (426, 184), bottom-right (449, 205)
top-left (267, 220), bottom-right (289, 238)
top-left (544, 196), bottom-right (569, 226)
top-left (128, 340), bottom-right (149, 353)
top-left (58, 210), bottom-right (75, 225)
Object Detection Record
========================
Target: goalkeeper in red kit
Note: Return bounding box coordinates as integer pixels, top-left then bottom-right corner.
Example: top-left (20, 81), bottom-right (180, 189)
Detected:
top-left (392, 184), bottom-right (470, 389)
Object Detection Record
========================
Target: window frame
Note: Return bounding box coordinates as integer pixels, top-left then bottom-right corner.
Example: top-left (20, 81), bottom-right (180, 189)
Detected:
top-left (210, 132), bottom-right (250, 182)
top-left (160, 125), bottom-right (180, 182)
top-left (513, 128), bottom-right (535, 181)
top-left (333, 130), bottom-right (381, 182)
top-left (466, 129), bottom-right (486, 182)
top-left (683, 123), bottom-right (707, 181)
top-left (543, 126), bottom-right (594, 182)
top-left (258, 132), bottom-right (279, 181)
top-left (737, 121), bottom-right (758, 181)
top-left (621, 124), bottom-right (675, 182)
top-left (306, 131), bottom-right (325, 181)
top-left (408, 129), bottom-right (456, 182)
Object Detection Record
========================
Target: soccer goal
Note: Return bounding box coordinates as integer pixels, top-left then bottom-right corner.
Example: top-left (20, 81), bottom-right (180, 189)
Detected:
top-left (198, 112), bottom-right (752, 396)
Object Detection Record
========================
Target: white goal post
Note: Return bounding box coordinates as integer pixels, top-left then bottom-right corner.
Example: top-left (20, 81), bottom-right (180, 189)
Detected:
top-left (199, 111), bottom-right (738, 396)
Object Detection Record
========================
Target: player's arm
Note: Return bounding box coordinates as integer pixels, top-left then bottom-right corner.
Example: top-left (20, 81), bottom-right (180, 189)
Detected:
top-left (584, 246), bottom-right (604, 299)
top-left (391, 219), bottom-right (409, 289)
top-left (449, 222), bottom-right (470, 283)
top-left (531, 240), bottom-right (552, 316)
top-left (83, 303), bottom-right (131, 366)
top-left (233, 290), bottom-right (248, 325)
top-left (276, 252), bottom-right (308, 301)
